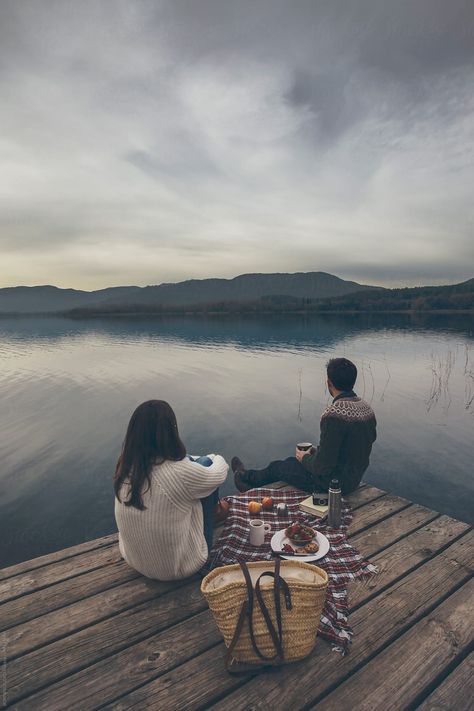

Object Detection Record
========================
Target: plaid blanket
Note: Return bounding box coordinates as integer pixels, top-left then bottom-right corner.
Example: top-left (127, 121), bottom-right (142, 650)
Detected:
top-left (208, 487), bottom-right (377, 653)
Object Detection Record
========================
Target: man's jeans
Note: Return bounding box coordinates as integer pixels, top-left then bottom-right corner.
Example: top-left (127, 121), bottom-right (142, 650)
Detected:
top-left (243, 457), bottom-right (325, 493)
top-left (189, 455), bottom-right (218, 551)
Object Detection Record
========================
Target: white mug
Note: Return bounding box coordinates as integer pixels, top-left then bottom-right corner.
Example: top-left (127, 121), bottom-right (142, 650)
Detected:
top-left (249, 519), bottom-right (271, 546)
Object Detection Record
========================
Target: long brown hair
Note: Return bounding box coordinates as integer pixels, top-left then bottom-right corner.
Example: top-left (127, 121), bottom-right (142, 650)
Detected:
top-left (114, 400), bottom-right (186, 510)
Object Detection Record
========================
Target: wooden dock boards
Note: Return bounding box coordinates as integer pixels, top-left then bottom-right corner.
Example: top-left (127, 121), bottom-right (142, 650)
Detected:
top-left (0, 484), bottom-right (472, 710)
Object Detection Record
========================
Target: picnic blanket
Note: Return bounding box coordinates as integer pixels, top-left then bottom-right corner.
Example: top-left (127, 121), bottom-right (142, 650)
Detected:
top-left (208, 487), bottom-right (377, 654)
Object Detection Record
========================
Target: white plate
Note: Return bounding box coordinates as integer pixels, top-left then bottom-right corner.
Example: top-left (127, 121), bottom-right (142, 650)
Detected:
top-left (270, 528), bottom-right (330, 562)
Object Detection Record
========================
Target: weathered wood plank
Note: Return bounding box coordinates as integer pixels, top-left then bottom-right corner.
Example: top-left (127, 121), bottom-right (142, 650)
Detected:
top-left (416, 652), bottom-right (474, 711)
top-left (0, 533), bottom-right (118, 581)
top-left (4, 569), bottom-right (199, 662)
top-left (0, 545), bottom-right (123, 604)
top-left (0, 560), bottom-right (140, 634)
top-left (347, 493), bottom-right (410, 536)
top-left (344, 485), bottom-right (386, 508)
top-left (313, 580), bottom-right (474, 710)
top-left (4, 576), bottom-right (209, 703)
top-left (349, 504), bottom-right (439, 557)
top-left (106, 643), bottom-right (243, 711)
top-left (11, 614), bottom-right (224, 711)
top-left (277, 485), bottom-right (385, 509)
top-left (41, 529), bottom-right (473, 711)
top-left (193, 530), bottom-right (473, 711)
top-left (349, 515), bottom-right (469, 607)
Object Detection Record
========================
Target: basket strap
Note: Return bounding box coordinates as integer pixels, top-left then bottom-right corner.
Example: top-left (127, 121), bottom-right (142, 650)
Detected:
top-left (244, 558), bottom-right (293, 663)
top-left (224, 560), bottom-right (294, 674)
top-left (254, 557), bottom-right (292, 662)
top-left (256, 557), bottom-right (293, 661)
top-left (225, 564), bottom-right (271, 675)
top-left (239, 561), bottom-right (267, 661)
top-left (224, 598), bottom-right (250, 674)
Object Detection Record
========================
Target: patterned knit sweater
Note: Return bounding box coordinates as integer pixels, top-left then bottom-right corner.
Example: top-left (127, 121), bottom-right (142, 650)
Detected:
top-left (115, 455), bottom-right (228, 580)
top-left (301, 393), bottom-right (377, 494)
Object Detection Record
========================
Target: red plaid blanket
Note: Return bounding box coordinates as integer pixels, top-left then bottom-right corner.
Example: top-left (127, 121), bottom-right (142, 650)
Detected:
top-left (208, 487), bottom-right (377, 653)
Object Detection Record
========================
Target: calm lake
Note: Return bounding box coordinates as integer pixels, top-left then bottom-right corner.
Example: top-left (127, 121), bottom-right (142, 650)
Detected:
top-left (0, 312), bottom-right (473, 567)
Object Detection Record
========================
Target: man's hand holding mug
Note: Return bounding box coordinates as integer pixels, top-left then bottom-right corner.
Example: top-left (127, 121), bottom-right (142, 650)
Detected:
top-left (295, 442), bottom-right (314, 462)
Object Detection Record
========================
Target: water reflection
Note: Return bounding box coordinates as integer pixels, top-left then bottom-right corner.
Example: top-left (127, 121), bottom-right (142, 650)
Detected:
top-left (0, 313), bottom-right (473, 566)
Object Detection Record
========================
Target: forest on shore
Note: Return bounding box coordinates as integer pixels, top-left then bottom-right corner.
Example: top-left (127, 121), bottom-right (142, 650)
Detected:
top-left (68, 279), bottom-right (474, 316)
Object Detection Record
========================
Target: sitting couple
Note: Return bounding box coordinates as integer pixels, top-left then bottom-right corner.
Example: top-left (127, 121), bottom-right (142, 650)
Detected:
top-left (114, 358), bottom-right (376, 581)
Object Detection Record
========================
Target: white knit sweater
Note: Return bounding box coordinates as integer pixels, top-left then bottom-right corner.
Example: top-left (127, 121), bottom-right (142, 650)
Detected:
top-left (114, 455), bottom-right (228, 581)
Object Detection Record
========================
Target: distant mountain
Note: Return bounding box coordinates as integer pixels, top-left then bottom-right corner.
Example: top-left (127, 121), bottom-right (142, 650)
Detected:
top-left (1, 274), bottom-right (472, 315)
top-left (0, 273), bottom-right (375, 314)
top-left (74, 272), bottom-right (377, 312)
top-left (68, 276), bottom-right (474, 316)
top-left (0, 285), bottom-right (141, 314)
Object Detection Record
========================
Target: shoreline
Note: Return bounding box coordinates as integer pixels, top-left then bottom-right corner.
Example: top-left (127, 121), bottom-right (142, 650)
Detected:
top-left (1, 308), bottom-right (474, 319)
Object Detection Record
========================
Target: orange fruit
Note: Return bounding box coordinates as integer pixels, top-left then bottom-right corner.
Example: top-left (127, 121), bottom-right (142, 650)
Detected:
top-left (248, 501), bottom-right (262, 514)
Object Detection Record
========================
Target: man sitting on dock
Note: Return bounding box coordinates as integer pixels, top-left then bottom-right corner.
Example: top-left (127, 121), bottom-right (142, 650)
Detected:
top-left (232, 357), bottom-right (377, 496)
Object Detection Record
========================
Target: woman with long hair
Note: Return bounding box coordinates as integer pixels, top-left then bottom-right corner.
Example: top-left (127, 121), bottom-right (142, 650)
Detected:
top-left (114, 400), bottom-right (228, 580)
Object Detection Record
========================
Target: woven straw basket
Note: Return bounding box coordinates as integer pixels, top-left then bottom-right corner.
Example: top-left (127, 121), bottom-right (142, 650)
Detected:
top-left (201, 559), bottom-right (328, 667)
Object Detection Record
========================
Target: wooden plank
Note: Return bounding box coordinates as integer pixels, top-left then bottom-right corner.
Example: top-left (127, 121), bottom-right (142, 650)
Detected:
top-left (4, 572), bottom-right (199, 662)
top-left (344, 485), bottom-right (386, 509)
top-left (31, 528), bottom-right (472, 711)
top-left (0, 545), bottom-right (123, 604)
top-left (346, 493), bottom-right (410, 536)
top-left (313, 580), bottom-right (474, 710)
top-left (0, 560), bottom-right (140, 635)
top-left (11, 614), bottom-right (224, 711)
top-left (276, 485), bottom-right (385, 510)
top-left (192, 530), bottom-right (473, 711)
top-left (4, 576), bottom-right (209, 703)
top-left (349, 515), bottom-right (469, 608)
top-left (105, 643), bottom-right (242, 711)
top-left (349, 505), bottom-right (439, 557)
top-left (0, 533), bottom-right (118, 581)
top-left (416, 652), bottom-right (474, 711)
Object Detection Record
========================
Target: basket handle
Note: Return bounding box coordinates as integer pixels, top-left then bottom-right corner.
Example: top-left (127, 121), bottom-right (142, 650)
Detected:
top-left (255, 559), bottom-right (292, 661)
top-left (224, 558), bottom-right (293, 674)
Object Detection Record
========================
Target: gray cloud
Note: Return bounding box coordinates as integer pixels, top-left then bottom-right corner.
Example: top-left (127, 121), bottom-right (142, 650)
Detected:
top-left (0, 0), bottom-right (473, 289)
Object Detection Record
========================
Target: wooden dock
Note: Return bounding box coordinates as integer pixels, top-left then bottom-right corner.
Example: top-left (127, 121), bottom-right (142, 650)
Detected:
top-left (1, 484), bottom-right (472, 710)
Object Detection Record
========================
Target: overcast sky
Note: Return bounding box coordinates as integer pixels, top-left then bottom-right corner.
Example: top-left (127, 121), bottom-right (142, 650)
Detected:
top-left (0, 0), bottom-right (473, 290)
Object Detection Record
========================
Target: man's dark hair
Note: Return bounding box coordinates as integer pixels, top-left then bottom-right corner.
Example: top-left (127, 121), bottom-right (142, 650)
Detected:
top-left (326, 358), bottom-right (357, 391)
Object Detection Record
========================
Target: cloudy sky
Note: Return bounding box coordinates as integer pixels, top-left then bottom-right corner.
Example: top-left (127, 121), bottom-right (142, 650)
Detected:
top-left (0, 0), bottom-right (473, 290)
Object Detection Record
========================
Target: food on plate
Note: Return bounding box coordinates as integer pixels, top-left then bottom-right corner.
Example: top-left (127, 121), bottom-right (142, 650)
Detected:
top-left (303, 541), bottom-right (319, 554)
top-left (262, 496), bottom-right (274, 510)
top-left (285, 522), bottom-right (316, 543)
top-left (282, 543), bottom-right (295, 553)
top-left (248, 501), bottom-right (262, 514)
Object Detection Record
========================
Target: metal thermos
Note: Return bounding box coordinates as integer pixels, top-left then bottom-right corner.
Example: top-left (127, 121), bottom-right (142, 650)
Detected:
top-left (328, 479), bottom-right (342, 528)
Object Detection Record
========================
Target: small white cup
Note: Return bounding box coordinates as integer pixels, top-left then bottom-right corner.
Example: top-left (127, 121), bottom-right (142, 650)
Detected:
top-left (249, 519), bottom-right (271, 546)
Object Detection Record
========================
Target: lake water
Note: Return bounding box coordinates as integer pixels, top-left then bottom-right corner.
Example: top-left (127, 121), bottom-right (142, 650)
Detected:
top-left (0, 313), bottom-right (473, 567)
